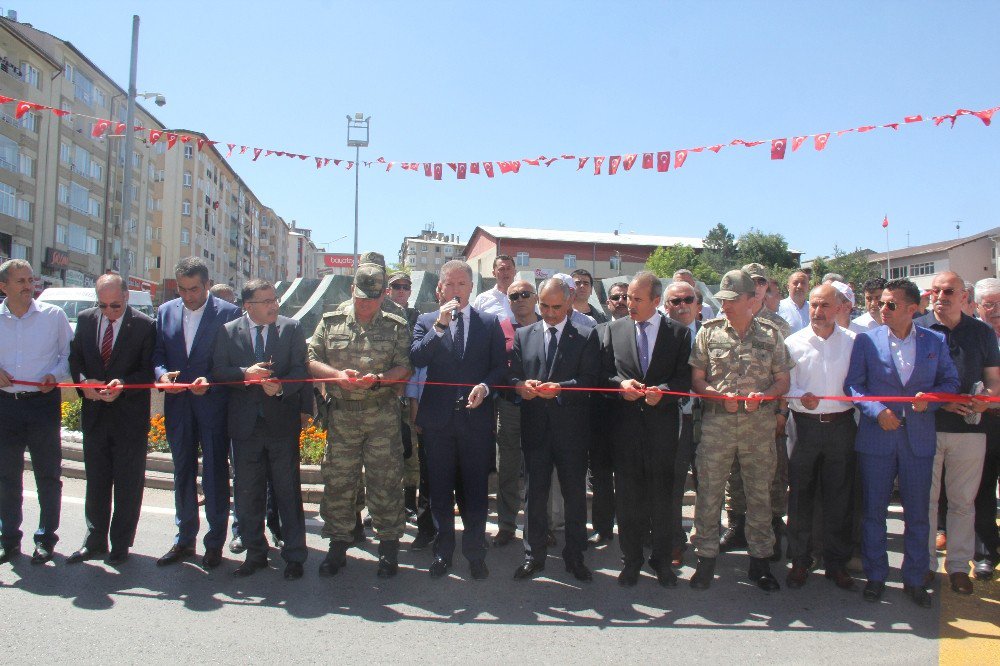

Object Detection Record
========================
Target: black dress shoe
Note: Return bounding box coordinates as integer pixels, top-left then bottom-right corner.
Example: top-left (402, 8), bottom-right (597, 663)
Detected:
top-left (66, 546), bottom-right (108, 565)
top-left (31, 544), bottom-right (54, 565)
top-left (649, 561), bottom-right (677, 588)
top-left (903, 584), bottom-right (932, 608)
top-left (105, 550), bottom-right (129, 566)
top-left (566, 560), bottom-right (593, 582)
top-left (228, 535), bottom-right (246, 554)
top-left (429, 557), bottom-right (451, 579)
top-left (156, 544), bottom-right (195, 566)
top-left (587, 531), bottom-right (613, 545)
top-left (283, 561), bottom-right (304, 580)
top-left (492, 529), bottom-right (516, 547)
top-left (545, 531), bottom-right (557, 547)
top-left (233, 558), bottom-right (267, 577)
top-left (862, 580), bottom-right (885, 602)
top-left (748, 557), bottom-right (780, 591)
top-left (618, 564), bottom-right (641, 587)
top-left (470, 560), bottom-right (489, 580)
top-left (410, 531), bottom-right (435, 551)
top-left (202, 547), bottom-right (223, 569)
top-left (0, 546), bottom-right (21, 564)
top-left (690, 557), bottom-right (716, 590)
top-left (514, 559), bottom-right (546, 580)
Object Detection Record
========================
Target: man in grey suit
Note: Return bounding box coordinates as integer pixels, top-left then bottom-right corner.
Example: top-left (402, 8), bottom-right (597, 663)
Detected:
top-left (212, 279), bottom-right (309, 580)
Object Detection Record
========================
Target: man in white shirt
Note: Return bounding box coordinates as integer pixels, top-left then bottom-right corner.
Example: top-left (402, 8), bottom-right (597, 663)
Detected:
top-left (471, 254), bottom-right (516, 321)
top-left (851, 277), bottom-right (887, 331)
top-left (784, 284), bottom-right (858, 591)
top-left (0, 259), bottom-right (72, 565)
top-left (778, 270), bottom-right (810, 334)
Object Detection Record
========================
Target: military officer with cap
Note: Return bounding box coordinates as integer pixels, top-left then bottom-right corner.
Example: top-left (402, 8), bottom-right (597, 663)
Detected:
top-left (308, 261), bottom-right (413, 579)
top-left (689, 269), bottom-right (793, 591)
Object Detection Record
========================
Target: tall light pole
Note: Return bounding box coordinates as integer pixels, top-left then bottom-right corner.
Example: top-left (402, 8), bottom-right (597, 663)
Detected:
top-left (347, 113), bottom-right (370, 270)
top-left (119, 15), bottom-right (140, 287)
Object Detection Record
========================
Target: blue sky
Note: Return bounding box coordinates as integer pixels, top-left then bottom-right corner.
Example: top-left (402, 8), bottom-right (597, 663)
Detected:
top-left (21, 1), bottom-right (1000, 265)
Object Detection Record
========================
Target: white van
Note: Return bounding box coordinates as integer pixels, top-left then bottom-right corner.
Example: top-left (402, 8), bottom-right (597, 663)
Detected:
top-left (37, 287), bottom-right (155, 331)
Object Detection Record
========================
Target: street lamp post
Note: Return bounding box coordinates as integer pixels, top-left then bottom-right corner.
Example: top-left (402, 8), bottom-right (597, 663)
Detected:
top-left (346, 113), bottom-right (370, 271)
top-left (119, 15), bottom-right (140, 288)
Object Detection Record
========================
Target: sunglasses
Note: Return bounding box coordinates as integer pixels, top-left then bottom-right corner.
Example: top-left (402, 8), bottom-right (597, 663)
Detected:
top-left (878, 301), bottom-right (899, 311)
top-left (668, 296), bottom-right (696, 306)
top-left (752, 277), bottom-right (768, 286)
top-left (930, 287), bottom-right (956, 296)
top-left (97, 302), bottom-right (124, 310)
top-left (390, 284), bottom-right (412, 291)
top-left (246, 298), bottom-right (279, 306)
top-left (508, 290), bottom-right (535, 302)
top-left (608, 294), bottom-right (626, 302)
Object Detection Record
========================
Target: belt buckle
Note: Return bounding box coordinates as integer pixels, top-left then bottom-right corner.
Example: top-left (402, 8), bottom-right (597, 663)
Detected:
top-left (819, 412), bottom-right (833, 423)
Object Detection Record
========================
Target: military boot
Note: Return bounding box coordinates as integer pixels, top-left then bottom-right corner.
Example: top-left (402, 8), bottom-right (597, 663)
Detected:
top-left (318, 541), bottom-right (348, 577)
top-left (404, 487), bottom-right (418, 523)
top-left (719, 513), bottom-right (748, 552)
top-left (749, 556), bottom-right (780, 592)
top-left (377, 539), bottom-right (400, 579)
top-left (770, 516), bottom-right (786, 562)
top-left (690, 557), bottom-right (716, 590)
top-left (351, 513), bottom-right (366, 545)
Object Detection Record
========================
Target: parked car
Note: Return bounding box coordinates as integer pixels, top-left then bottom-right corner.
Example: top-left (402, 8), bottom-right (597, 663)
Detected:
top-left (37, 287), bottom-right (155, 331)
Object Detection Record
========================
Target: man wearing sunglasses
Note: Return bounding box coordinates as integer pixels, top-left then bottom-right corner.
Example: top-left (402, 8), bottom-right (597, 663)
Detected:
top-left (605, 282), bottom-right (630, 321)
top-left (915, 272), bottom-right (1000, 595)
top-left (66, 274), bottom-right (155, 567)
top-left (845, 278), bottom-right (959, 608)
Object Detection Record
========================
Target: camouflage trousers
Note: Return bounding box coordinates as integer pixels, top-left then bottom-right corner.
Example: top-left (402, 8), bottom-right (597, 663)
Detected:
top-left (321, 397), bottom-right (404, 542)
top-left (692, 407), bottom-right (776, 559)
top-left (403, 399), bottom-right (421, 488)
top-left (725, 430), bottom-right (789, 518)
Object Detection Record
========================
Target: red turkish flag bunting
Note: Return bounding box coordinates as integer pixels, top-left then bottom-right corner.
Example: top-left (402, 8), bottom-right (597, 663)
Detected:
top-left (333, 159), bottom-right (341, 166)
top-left (252, 148), bottom-right (263, 161)
top-left (884, 123), bottom-right (899, 130)
top-left (593, 156), bottom-right (605, 175)
top-left (345, 162), bottom-right (354, 170)
top-left (642, 153), bottom-right (654, 169)
top-left (315, 157), bottom-right (324, 169)
top-left (560, 154), bottom-right (575, 160)
top-left (674, 150), bottom-right (688, 169)
top-left (972, 109), bottom-right (994, 126)
top-left (50, 108), bottom-right (69, 117)
top-left (814, 133), bottom-right (830, 151)
top-left (544, 158), bottom-right (558, 166)
top-left (166, 133), bottom-right (178, 149)
top-left (457, 163), bottom-right (467, 179)
top-left (623, 154), bottom-right (637, 171)
top-left (385, 161), bottom-right (393, 171)
top-left (836, 129), bottom-right (854, 136)
top-left (708, 145), bottom-right (723, 153)
top-left (434, 163), bottom-right (443, 180)
top-left (423, 163), bottom-right (432, 177)
top-left (523, 157), bottom-right (540, 166)
top-left (470, 162), bottom-right (480, 174)
top-left (148, 129), bottom-right (162, 144)
top-left (656, 152), bottom-right (670, 172)
top-left (689, 147), bottom-right (705, 153)
top-left (0, 95), bottom-right (12, 104)
top-left (791, 136), bottom-right (806, 151)
top-left (770, 138), bottom-right (787, 160)
top-left (225, 143), bottom-right (234, 156)
top-left (447, 163), bottom-right (457, 172)
top-left (904, 115), bottom-right (923, 123)
top-left (113, 122), bottom-right (126, 135)
top-left (608, 155), bottom-right (621, 175)
top-left (91, 119), bottom-right (111, 137)
top-left (179, 135), bottom-right (191, 144)
top-left (577, 157), bottom-right (589, 170)
top-left (484, 162), bottom-right (495, 178)
top-left (299, 154), bottom-right (308, 160)
top-left (857, 125), bottom-right (875, 133)
top-left (265, 150), bottom-right (275, 158)
top-left (240, 146), bottom-right (248, 154)
top-left (882, 215), bottom-right (889, 229)
top-left (15, 101), bottom-right (41, 119)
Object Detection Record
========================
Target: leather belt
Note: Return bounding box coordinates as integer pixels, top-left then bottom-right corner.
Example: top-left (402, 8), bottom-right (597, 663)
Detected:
top-left (792, 409), bottom-right (854, 424)
top-left (0, 390), bottom-right (48, 400)
top-left (330, 396), bottom-right (390, 412)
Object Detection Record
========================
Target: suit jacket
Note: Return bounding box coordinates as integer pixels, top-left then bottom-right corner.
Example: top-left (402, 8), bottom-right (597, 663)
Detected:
top-left (151, 294), bottom-right (241, 440)
top-left (410, 307), bottom-right (507, 433)
top-left (844, 324), bottom-right (960, 457)
top-left (602, 313), bottom-right (692, 412)
top-left (69, 306), bottom-right (156, 441)
top-left (211, 315), bottom-right (309, 441)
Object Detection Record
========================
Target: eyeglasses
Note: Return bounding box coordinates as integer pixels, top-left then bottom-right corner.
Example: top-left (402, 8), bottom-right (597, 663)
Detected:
top-left (608, 294), bottom-right (626, 302)
top-left (980, 301), bottom-right (1000, 311)
top-left (390, 284), bottom-right (412, 291)
top-left (573, 280), bottom-right (592, 288)
top-left (246, 298), bottom-right (278, 306)
top-left (878, 301), bottom-right (899, 311)
top-left (668, 296), bottom-right (696, 306)
top-left (97, 302), bottom-right (123, 310)
top-left (508, 290), bottom-right (535, 302)
top-left (930, 287), bottom-right (956, 296)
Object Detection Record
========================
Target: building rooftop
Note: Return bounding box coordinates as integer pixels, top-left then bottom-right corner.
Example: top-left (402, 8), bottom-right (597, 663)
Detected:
top-left (470, 225), bottom-right (704, 250)
top-left (867, 226), bottom-right (1000, 262)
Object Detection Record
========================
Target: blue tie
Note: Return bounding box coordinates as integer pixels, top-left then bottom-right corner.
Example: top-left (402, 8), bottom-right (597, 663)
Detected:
top-left (637, 321), bottom-right (650, 376)
top-left (453, 311), bottom-right (465, 361)
top-left (255, 325), bottom-right (266, 363)
top-left (545, 326), bottom-right (558, 377)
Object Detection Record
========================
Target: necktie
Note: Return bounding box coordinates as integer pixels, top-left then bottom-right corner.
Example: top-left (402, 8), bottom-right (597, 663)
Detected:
top-left (454, 311), bottom-right (465, 361)
top-left (254, 325), bottom-right (266, 363)
top-left (101, 319), bottom-right (114, 367)
top-left (637, 321), bottom-right (650, 376)
top-left (545, 326), bottom-right (558, 377)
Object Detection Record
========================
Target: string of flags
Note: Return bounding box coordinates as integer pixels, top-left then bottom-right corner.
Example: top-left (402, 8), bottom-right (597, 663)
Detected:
top-left (2, 95), bottom-right (996, 180)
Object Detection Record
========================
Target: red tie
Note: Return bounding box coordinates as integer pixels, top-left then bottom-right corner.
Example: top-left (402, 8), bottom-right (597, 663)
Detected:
top-left (101, 320), bottom-right (114, 366)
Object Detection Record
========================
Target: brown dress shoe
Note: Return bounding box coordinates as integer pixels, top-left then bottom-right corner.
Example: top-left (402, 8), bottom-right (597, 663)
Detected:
top-left (949, 572), bottom-right (973, 595)
top-left (823, 567), bottom-right (855, 590)
top-left (786, 563), bottom-right (809, 589)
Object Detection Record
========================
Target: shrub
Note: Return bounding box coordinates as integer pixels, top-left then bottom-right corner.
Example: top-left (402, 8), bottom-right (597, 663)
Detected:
top-left (148, 413), bottom-right (169, 453)
top-left (299, 418), bottom-right (327, 465)
top-left (61, 399), bottom-right (82, 431)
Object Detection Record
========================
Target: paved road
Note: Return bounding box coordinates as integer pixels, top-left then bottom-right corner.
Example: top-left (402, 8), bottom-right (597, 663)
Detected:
top-left (1, 474), bottom-right (996, 664)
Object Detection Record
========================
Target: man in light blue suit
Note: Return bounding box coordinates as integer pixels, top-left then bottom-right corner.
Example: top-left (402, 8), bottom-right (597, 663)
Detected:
top-left (152, 258), bottom-right (241, 569)
top-left (845, 278), bottom-right (959, 608)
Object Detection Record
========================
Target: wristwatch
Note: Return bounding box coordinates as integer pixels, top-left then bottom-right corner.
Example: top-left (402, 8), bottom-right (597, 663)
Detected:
top-left (433, 320), bottom-right (447, 331)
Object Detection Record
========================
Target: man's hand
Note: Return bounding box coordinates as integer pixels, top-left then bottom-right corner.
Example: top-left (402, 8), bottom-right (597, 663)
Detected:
top-left (80, 379), bottom-right (104, 401)
top-left (942, 401), bottom-right (974, 416)
top-left (877, 408), bottom-right (902, 431)
top-left (466, 383), bottom-right (489, 409)
top-left (351, 373), bottom-right (379, 391)
top-left (911, 391), bottom-right (929, 413)
top-left (0, 368), bottom-right (12, 388)
top-left (38, 374), bottom-right (57, 394)
top-left (100, 378), bottom-right (124, 403)
top-left (723, 392), bottom-right (740, 413)
top-left (261, 378), bottom-right (282, 397)
top-left (333, 368), bottom-right (362, 389)
top-left (620, 378), bottom-right (645, 401)
top-left (535, 382), bottom-right (561, 399)
top-left (799, 392), bottom-right (820, 411)
top-left (644, 386), bottom-right (664, 406)
top-left (970, 394), bottom-right (991, 414)
top-left (776, 413), bottom-right (787, 438)
top-left (244, 362), bottom-right (273, 383)
top-left (438, 298), bottom-right (461, 326)
top-left (516, 380), bottom-right (540, 400)
top-left (744, 392), bottom-right (765, 413)
top-left (189, 376), bottom-right (210, 396)
top-left (159, 371), bottom-right (185, 394)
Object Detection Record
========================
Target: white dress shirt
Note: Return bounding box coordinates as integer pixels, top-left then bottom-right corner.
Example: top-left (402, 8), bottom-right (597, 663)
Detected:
top-left (0, 299), bottom-right (72, 393)
top-left (245, 313), bottom-right (270, 353)
top-left (543, 316), bottom-right (568, 353)
top-left (851, 311), bottom-right (880, 330)
top-left (635, 311), bottom-right (662, 358)
top-left (433, 304), bottom-right (488, 396)
top-left (182, 300), bottom-right (208, 356)
top-left (888, 324), bottom-right (917, 386)
top-left (472, 287), bottom-right (513, 321)
top-left (786, 323), bottom-right (856, 414)
top-left (778, 297), bottom-right (810, 334)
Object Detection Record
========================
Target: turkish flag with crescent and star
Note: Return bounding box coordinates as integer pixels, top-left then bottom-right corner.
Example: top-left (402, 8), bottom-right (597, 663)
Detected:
top-left (457, 163), bottom-right (467, 179)
top-left (882, 215), bottom-right (889, 229)
top-left (423, 163), bottom-right (431, 177)
top-left (791, 136), bottom-right (806, 152)
top-left (484, 162), bottom-right (495, 178)
top-left (470, 162), bottom-right (480, 174)
top-left (434, 163), bottom-right (443, 180)
top-left (577, 157), bottom-right (589, 170)
top-left (656, 152), bottom-right (670, 172)
top-left (91, 119), bottom-right (111, 137)
top-left (814, 133), bottom-right (830, 151)
top-left (674, 150), bottom-right (687, 169)
top-left (593, 156), bottom-right (605, 175)
top-left (148, 129), bottom-right (162, 144)
top-left (623, 154), bottom-right (637, 171)
top-left (608, 156), bottom-right (621, 175)
top-left (770, 138), bottom-right (787, 160)
top-left (15, 101), bottom-right (41, 119)
top-left (642, 153), bottom-right (654, 169)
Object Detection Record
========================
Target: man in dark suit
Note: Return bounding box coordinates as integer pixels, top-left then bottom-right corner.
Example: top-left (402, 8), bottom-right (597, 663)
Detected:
top-left (510, 278), bottom-right (599, 581)
top-left (411, 260), bottom-right (507, 580)
top-left (152, 258), bottom-right (240, 569)
top-left (601, 271), bottom-right (692, 587)
top-left (67, 274), bottom-right (155, 565)
top-left (845, 278), bottom-right (959, 608)
top-left (211, 279), bottom-right (308, 579)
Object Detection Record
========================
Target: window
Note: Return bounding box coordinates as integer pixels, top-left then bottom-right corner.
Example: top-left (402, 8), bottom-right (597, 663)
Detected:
top-left (0, 135), bottom-right (17, 171)
top-left (564, 254), bottom-right (577, 269)
top-left (20, 113), bottom-right (38, 133)
top-left (16, 200), bottom-right (32, 222)
top-left (89, 161), bottom-right (102, 181)
top-left (60, 143), bottom-right (72, 164)
top-left (22, 63), bottom-right (40, 89)
top-left (70, 182), bottom-right (89, 213)
top-left (910, 262), bottom-right (935, 276)
top-left (420, 256), bottom-right (428, 265)
top-left (88, 198), bottom-right (101, 218)
top-left (184, 145), bottom-right (193, 159)
top-left (435, 246), bottom-right (441, 253)
top-left (86, 236), bottom-right (99, 255)
top-left (515, 251), bottom-right (530, 267)
top-left (181, 228), bottom-right (190, 245)
top-left (58, 183), bottom-right (69, 205)
top-left (182, 200), bottom-right (191, 216)
top-left (887, 266), bottom-right (908, 279)
top-left (11, 243), bottom-right (27, 260)
top-left (95, 88), bottom-right (107, 108)
top-left (444, 246), bottom-right (454, 254)
top-left (73, 70), bottom-right (94, 106)
top-left (421, 244), bottom-right (427, 251)
top-left (132, 151), bottom-right (141, 168)
top-left (19, 154), bottom-right (33, 178)
top-left (183, 171), bottom-right (192, 187)
top-left (610, 254), bottom-right (621, 270)
top-left (68, 223), bottom-right (88, 251)
top-left (435, 257), bottom-right (442, 265)
top-left (0, 183), bottom-right (14, 216)
top-left (74, 145), bottom-right (91, 176)
top-left (406, 256), bottom-right (415, 266)
top-left (56, 224), bottom-right (67, 245)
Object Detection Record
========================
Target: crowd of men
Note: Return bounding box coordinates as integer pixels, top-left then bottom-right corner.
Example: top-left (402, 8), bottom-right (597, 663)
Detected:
top-left (0, 253), bottom-right (998, 609)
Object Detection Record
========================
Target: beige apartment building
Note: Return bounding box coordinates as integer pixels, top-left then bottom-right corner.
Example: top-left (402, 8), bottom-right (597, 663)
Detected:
top-left (398, 223), bottom-right (466, 271)
top-left (868, 225), bottom-right (1000, 291)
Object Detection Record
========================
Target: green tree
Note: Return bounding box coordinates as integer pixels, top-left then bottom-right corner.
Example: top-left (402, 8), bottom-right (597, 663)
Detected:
top-left (736, 228), bottom-right (797, 269)
top-left (388, 262), bottom-right (411, 275)
top-left (644, 245), bottom-right (720, 285)
top-left (701, 223), bottom-right (738, 274)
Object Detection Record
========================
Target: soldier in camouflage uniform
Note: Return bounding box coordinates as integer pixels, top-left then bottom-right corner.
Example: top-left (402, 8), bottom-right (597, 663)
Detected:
top-left (308, 262), bottom-right (413, 579)
top-left (720, 262), bottom-right (793, 559)
top-left (688, 269), bottom-right (794, 591)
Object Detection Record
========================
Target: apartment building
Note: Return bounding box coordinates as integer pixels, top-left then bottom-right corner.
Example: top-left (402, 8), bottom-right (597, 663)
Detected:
top-left (398, 223), bottom-right (465, 271)
top-left (867, 225), bottom-right (1000, 290)
top-left (287, 223), bottom-right (320, 280)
